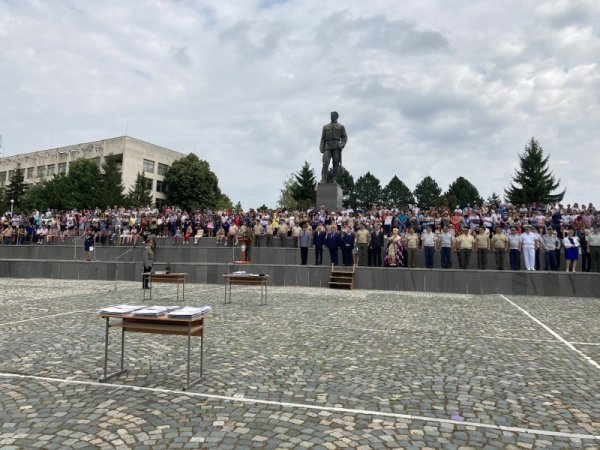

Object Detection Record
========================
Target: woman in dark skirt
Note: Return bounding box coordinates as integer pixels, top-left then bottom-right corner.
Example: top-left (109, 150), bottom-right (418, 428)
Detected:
top-left (563, 229), bottom-right (580, 272)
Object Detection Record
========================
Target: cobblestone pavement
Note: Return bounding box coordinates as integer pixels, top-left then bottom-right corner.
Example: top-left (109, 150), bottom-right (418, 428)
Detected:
top-left (0, 278), bottom-right (599, 449)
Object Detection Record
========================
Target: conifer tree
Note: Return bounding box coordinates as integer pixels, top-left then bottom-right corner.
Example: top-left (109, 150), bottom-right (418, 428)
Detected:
top-left (381, 175), bottom-right (414, 209)
top-left (290, 161), bottom-right (317, 210)
top-left (127, 172), bottom-right (153, 208)
top-left (353, 172), bottom-right (382, 209)
top-left (413, 176), bottom-right (441, 209)
top-left (505, 137), bottom-right (565, 205)
top-left (6, 164), bottom-right (27, 211)
top-left (444, 176), bottom-right (483, 209)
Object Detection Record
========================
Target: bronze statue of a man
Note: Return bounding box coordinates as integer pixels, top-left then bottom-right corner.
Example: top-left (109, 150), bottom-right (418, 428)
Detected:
top-left (320, 111), bottom-right (347, 184)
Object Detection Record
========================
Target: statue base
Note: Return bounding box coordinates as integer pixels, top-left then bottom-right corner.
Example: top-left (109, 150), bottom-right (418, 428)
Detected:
top-left (316, 182), bottom-right (343, 211)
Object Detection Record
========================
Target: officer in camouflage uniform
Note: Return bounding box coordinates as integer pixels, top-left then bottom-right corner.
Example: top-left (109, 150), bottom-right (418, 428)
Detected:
top-left (320, 111), bottom-right (348, 184)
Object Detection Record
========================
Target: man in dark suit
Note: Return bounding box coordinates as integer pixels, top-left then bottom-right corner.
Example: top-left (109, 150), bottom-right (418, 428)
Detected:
top-left (325, 225), bottom-right (340, 265)
top-left (341, 225), bottom-right (355, 266)
top-left (313, 224), bottom-right (326, 265)
top-left (369, 223), bottom-right (384, 267)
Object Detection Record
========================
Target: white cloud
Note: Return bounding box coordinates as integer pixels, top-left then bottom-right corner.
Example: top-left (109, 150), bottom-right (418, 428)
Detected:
top-left (1, 0), bottom-right (599, 208)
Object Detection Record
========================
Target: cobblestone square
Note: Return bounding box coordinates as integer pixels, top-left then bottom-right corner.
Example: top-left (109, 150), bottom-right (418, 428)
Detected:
top-left (0, 278), bottom-right (599, 449)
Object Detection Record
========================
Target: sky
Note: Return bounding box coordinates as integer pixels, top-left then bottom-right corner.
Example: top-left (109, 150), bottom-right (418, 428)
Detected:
top-left (1, 0), bottom-right (599, 209)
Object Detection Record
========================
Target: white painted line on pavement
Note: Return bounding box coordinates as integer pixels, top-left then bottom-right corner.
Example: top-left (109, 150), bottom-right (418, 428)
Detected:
top-left (569, 342), bottom-right (600, 346)
top-left (0, 372), bottom-right (598, 441)
top-left (305, 324), bottom-right (557, 343)
top-left (500, 295), bottom-right (600, 370)
top-left (0, 372), bottom-right (600, 441)
top-left (0, 310), bottom-right (96, 326)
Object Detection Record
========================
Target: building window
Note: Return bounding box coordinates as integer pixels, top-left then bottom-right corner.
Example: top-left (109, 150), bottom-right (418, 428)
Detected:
top-left (157, 163), bottom-right (169, 176)
top-left (47, 164), bottom-right (56, 176)
top-left (58, 162), bottom-right (67, 174)
top-left (37, 166), bottom-right (46, 177)
top-left (143, 159), bottom-right (155, 173)
top-left (144, 177), bottom-right (153, 191)
top-left (27, 167), bottom-right (34, 179)
top-left (0, 172), bottom-right (6, 185)
top-left (8, 170), bottom-right (14, 179)
top-left (156, 180), bottom-right (167, 193)
top-left (155, 198), bottom-right (167, 210)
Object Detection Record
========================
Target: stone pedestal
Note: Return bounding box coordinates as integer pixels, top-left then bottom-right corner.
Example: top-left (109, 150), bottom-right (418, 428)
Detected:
top-left (316, 182), bottom-right (343, 211)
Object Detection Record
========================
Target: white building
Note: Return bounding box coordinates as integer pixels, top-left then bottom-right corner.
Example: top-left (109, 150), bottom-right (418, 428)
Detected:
top-left (0, 136), bottom-right (185, 208)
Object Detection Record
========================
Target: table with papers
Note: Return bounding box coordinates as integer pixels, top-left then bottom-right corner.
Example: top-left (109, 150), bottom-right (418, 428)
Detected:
top-left (98, 304), bottom-right (211, 390)
top-left (223, 272), bottom-right (269, 306)
top-left (142, 272), bottom-right (186, 301)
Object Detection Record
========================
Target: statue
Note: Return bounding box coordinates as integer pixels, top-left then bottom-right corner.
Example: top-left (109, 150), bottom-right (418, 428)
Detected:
top-left (320, 111), bottom-right (347, 184)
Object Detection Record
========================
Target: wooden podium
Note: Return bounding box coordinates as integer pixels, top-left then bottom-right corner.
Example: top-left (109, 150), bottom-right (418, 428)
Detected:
top-left (235, 236), bottom-right (252, 264)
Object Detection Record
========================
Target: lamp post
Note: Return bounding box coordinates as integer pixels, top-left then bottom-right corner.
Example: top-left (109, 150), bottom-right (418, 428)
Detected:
top-left (10, 199), bottom-right (14, 217)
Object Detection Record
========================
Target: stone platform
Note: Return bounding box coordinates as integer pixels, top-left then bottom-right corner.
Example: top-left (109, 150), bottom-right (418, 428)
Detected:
top-left (0, 241), bottom-right (599, 297)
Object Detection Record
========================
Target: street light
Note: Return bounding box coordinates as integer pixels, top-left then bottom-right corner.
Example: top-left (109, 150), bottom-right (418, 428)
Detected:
top-left (10, 199), bottom-right (14, 217)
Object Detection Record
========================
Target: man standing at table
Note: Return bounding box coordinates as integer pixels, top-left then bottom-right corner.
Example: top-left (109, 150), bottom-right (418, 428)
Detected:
top-left (142, 239), bottom-right (154, 289)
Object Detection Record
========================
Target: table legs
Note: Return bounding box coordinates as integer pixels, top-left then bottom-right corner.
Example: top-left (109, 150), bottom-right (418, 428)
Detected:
top-left (183, 323), bottom-right (203, 391)
top-left (99, 318), bottom-right (128, 383)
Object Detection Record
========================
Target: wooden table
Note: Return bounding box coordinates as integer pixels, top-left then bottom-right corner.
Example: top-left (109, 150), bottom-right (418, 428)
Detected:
top-left (98, 311), bottom-right (208, 390)
top-left (223, 274), bottom-right (269, 306)
top-left (142, 272), bottom-right (186, 301)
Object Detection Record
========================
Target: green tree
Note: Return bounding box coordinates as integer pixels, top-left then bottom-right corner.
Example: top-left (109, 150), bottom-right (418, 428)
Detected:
top-left (21, 174), bottom-right (74, 212)
top-left (0, 186), bottom-right (4, 214)
top-left (68, 158), bottom-right (101, 210)
top-left (215, 193), bottom-right (233, 210)
top-left (327, 166), bottom-right (355, 208)
top-left (444, 176), bottom-right (483, 209)
top-left (486, 192), bottom-right (502, 207)
top-left (277, 173), bottom-right (300, 210)
top-left (97, 154), bottom-right (125, 208)
top-left (413, 176), bottom-right (441, 209)
top-left (381, 176), bottom-right (414, 209)
top-left (505, 137), bottom-right (565, 205)
top-left (164, 153), bottom-right (224, 211)
top-left (290, 161), bottom-right (317, 210)
top-left (127, 172), bottom-right (153, 208)
top-left (5, 164), bottom-right (27, 212)
top-left (353, 171), bottom-right (382, 209)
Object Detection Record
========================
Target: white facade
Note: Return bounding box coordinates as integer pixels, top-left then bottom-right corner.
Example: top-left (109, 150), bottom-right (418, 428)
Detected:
top-left (0, 136), bottom-right (185, 207)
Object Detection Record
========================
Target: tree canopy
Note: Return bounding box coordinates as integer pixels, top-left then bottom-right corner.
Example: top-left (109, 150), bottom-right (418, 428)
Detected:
top-left (381, 176), bottom-right (414, 209)
top-left (444, 176), bottom-right (483, 209)
top-left (413, 176), bottom-right (442, 209)
top-left (353, 172), bottom-right (382, 209)
top-left (505, 137), bottom-right (565, 205)
top-left (96, 154), bottom-right (125, 208)
top-left (5, 164), bottom-right (27, 211)
top-left (290, 161), bottom-right (317, 210)
top-left (164, 153), bottom-right (225, 211)
top-left (126, 172), bottom-right (153, 209)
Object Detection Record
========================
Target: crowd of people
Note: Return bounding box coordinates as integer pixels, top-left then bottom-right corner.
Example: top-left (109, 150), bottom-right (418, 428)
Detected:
top-left (1, 201), bottom-right (600, 272)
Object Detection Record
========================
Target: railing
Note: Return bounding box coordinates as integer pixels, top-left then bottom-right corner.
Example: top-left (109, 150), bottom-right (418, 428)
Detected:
top-left (72, 235), bottom-right (86, 260)
top-left (114, 247), bottom-right (135, 291)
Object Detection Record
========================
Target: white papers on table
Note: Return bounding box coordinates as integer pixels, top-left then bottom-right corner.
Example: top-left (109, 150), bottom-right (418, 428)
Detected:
top-left (232, 271), bottom-right (247, 275)
top-left (98, 304), bottom-right (146, 316)
top-left (167, 306), bottom-right (212, 318)
top-left (131, 305), bottom-right (180, 317)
